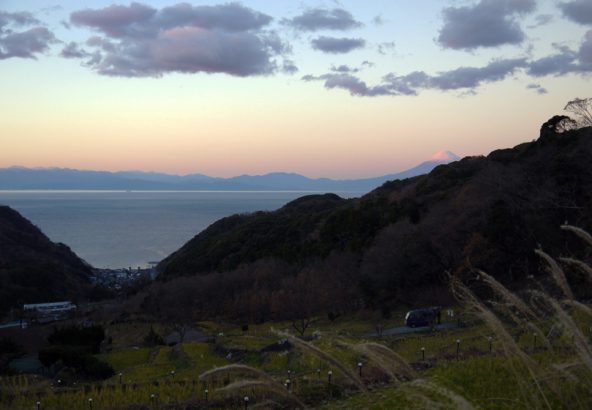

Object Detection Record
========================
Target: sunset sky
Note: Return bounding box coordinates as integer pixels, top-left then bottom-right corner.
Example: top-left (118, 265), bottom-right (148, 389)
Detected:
top-left (1, 0), bottom-right (590, 178)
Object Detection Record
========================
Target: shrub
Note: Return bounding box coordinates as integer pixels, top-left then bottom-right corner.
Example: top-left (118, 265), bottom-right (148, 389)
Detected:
top-left (142, 326), bottom-right (165, 347)
top-left (48, 325), bottom-right (106, 353)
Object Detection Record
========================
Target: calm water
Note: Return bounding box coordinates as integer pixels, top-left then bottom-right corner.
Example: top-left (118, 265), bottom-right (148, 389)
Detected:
top-left (0, 190), bottom-right (360, 268)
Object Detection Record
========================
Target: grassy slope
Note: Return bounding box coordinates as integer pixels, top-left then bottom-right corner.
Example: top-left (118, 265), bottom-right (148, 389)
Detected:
top-left (2, 308), bottom-right (591, 409)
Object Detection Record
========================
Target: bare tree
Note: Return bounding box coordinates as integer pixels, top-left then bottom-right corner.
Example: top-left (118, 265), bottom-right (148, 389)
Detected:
top-left (564, 98), bottom-right (592, 128)
top-left (270, 271), bottom-right (319, 337)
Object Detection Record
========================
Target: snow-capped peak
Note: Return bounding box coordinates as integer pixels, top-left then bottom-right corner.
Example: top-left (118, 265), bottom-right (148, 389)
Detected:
top-left (430, 150), bottom-right (460, 162)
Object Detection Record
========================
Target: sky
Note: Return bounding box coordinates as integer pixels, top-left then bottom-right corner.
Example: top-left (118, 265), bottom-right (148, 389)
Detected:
top-left (0, 0), bottom-right (590, 178)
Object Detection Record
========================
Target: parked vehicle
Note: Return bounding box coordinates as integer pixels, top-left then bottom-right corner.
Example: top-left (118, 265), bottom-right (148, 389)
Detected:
top-left (405, 308), bottom-right (437, 327)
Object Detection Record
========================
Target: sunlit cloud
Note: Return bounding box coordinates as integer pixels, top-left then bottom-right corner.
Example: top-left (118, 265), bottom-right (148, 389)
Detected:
top-left (68, 2), bottom-right (287, 77)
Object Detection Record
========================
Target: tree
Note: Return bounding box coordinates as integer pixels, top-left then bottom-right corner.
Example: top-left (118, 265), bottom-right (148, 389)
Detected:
top-left (143, 326), bottom-right (165, 347)
top-left (270, 271), bottom-right (319, 337)
top-left (541, 115), bottom-right (577, 134)
top-left (564, 98), bottom-right (592, 128)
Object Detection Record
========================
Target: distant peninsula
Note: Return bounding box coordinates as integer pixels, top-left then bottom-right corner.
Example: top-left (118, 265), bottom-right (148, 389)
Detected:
top-left (0, 152), bottom-right (460, 193)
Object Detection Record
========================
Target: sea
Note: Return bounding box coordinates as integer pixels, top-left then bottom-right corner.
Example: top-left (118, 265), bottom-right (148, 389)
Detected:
top-left (0, 190), bottom-right (362, 269)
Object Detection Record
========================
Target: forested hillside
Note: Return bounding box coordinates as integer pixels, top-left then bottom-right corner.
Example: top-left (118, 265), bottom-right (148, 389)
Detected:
top-left (0, 206), bottom-right (92, 315)
top-left (150, 125), bottom-right (592, 321)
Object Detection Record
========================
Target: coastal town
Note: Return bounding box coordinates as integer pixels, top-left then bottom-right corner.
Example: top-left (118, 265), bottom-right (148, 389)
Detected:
top-left (90, 263), bottom-right (158, 291)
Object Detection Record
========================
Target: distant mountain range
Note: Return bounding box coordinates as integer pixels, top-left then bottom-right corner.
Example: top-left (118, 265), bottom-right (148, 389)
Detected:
top-left (0, 151), bottom-right (460, 192)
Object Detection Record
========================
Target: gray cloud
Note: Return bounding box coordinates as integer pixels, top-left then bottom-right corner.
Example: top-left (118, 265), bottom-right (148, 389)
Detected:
top-left (527, 35), bottom-right (592, 76)
top-left (70, 2), bottom-right (156, 38)
top-left (303, 73), bottom-right (394, 97)
top-left (303, 58), bottom-right (527, 97)
top-left (527, 46), bottom-right (579, 76)
top-left (373, 15), bottom-right (385, 26)
top-left (311, 36), bottom-right (365, 54)
top-left (282, 59), bottom-right (298, 74)
top-left (331, 64), bottom-right (358, 73)
top-left (329, 61), bottom-right (375, 74)
top-left (155, 3), bottom-right (271, 32)
top-left (60, 41), bottom-right (90, 59)
top-left (527, 83), bottom-right (548, 94)
top-left (329, 61), bottom-right (373, 74)
top-left (438, 0), bottom-right (536, 50)
top-left (284, 8), bottom-right (361, 31)
top-left (377, 41), bottom-right (396, 55)
top-left (580, 30), bottom-right (592, 64)
top-left (0, 11), bottom-right (56, 60)
top-left (68, 2), bottom-right (286, 77)
top-left (0, 11), bottom-right (40, 31)
top-left (559, 1), bottom-right (592, 25)
top-left (424, 58), bottom-right (528, 90)
top-left (0, 27), bottom-right (56, 59)
top-left (96, 30), bottom-right (276, 77)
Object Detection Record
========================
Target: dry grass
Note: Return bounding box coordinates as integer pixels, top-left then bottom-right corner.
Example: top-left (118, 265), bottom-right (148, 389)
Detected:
top-left (476, 269), bottom-right (538, 320)
top-left (538, 294), bottom-right (592, 373)
top-left (559, 257), bottom-right (592, 280)
top-left (449, 225), bottom-right (592, 410)
top-left (200, 364), bottom-right (307, 408)
top-left (408, 379), bottom-right (476, 410)
top-left (451, 275), bottom-right (553, 410)
top-left (199, 364), bottom-right (275, 383)
top-left (451, 276), bottom-right (538, 370)
top-left (561, 224), bottom-right (592, 247)
top-left (475, 269), bottom-right (553, 350)
top-left (564, 299), bottom-right (592, 316)
top-left (338, 341), bottom-right (416, 382)
top-left (272, 328), bottom-right (367, 391)
top-left (216, 379), bottom-right (306, 408)
top-left (534, 249), bottom-right (574, 300)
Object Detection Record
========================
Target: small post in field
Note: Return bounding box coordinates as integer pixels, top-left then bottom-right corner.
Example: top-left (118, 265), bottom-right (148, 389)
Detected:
top-left (456, 339), bottom-right (461, 360)
top-left (421, 347), bottom-right (425, 361)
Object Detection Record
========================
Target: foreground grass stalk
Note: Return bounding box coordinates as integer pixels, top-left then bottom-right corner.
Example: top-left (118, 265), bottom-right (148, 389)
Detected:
top-left (272, 329), bottom-right (367, 391)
